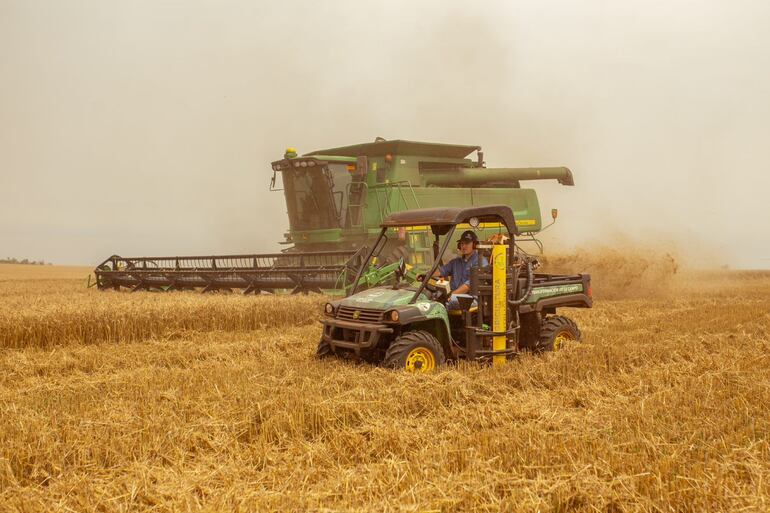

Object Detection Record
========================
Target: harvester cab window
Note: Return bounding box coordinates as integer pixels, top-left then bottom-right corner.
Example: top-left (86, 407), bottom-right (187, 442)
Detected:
top-left (325, 163), bottom-right (352, 228)
top-left (283, 163), bottom-right (351, 230)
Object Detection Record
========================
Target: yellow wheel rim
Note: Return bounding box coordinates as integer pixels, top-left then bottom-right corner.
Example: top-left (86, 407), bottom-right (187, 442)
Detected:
top-left (553, 330), bottom-right (574, 351)
top-left (405, 347), bottom-right (436, 373)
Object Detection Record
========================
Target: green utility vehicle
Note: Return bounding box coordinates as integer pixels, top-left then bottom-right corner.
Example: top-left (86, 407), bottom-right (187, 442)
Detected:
top-left (94, 138), bottom-right (574, 294)
top-left (319, 205), bottom-right (592, 371)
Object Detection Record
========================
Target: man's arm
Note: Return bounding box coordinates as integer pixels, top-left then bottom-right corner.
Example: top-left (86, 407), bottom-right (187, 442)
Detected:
top-left (433, 258), bottom-right (454, 278)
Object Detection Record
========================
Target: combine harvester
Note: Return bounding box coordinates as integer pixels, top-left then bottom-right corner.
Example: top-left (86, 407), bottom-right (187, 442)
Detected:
top-left (94, 139), bottom-right (574, 294)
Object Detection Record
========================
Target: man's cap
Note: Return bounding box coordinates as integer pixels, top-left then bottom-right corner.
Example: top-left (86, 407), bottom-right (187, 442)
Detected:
top-left (457, 230), bottom-right (478, 244)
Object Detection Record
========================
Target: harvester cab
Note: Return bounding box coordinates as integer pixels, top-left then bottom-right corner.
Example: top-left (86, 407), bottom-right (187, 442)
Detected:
top-left (318, 205), bottom-right (593, 372)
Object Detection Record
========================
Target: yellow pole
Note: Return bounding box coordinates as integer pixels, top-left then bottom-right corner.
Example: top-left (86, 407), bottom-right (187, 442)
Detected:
top-left (491, 244), bottom-right (507, 367)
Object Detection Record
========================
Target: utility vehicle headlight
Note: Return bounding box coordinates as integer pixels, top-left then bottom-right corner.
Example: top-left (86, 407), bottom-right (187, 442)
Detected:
top-left (387, 310), bottom-right (399, 322)
top-left (324, 303), bottom-right (335, 316)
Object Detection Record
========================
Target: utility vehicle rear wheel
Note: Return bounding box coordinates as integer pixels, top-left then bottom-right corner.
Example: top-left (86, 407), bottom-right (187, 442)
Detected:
top-left (537, 315), bottom-right (581, 352)
top-left (383, 331), bottom-right (445, 373)
top-left (316, 337), bottom-right (333, 359)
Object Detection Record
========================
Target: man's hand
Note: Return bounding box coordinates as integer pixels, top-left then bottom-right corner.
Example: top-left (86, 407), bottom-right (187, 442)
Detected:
top-left (451, 283), bottom-right (470, 296)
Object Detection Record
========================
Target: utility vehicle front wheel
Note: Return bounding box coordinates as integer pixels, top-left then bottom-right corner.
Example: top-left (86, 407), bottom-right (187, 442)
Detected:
top-left (537, 315), bottom-right (581, 352)
top-left (383, 331), bottom-right (445, 373)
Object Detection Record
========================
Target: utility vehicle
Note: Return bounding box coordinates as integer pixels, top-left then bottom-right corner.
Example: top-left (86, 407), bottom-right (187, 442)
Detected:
top-left (319, 205), bottom-right (592, 371)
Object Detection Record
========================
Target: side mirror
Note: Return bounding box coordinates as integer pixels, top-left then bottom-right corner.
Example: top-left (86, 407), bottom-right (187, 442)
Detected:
top-left (392, 257), bottom-right (407, 289)
top-left (394, 257), bottom-right (406, 281)
top-left (551, 208), bottom-right (558, 220)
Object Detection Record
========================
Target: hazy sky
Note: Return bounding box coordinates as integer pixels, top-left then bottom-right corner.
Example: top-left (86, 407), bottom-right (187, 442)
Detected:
top-left (1, 0), bottom-right (768, 268)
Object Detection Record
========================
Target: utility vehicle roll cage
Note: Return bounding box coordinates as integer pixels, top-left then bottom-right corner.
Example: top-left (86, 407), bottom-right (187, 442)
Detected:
top-left (348, 205), bottom-right (520, 302)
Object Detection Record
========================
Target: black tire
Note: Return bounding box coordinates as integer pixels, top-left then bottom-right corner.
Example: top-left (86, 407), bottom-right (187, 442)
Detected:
top-left (383, 330), bottom-right (445, 372)
top-left (316, 337), bottom-right (333, 359)
top-left (517, 313), bottom-right (541, 351)
top-left (536, 315), bottom-right (581, 352)
top-left (384, 244), bottom-right (410, 265)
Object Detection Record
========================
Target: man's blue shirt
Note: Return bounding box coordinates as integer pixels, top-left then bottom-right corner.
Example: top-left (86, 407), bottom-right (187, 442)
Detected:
top-left (439, 251), bottom-right (488, 291)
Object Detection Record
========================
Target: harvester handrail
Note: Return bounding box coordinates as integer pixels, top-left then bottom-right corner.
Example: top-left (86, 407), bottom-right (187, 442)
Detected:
top-left (100, 250), bottom-right (356, 263)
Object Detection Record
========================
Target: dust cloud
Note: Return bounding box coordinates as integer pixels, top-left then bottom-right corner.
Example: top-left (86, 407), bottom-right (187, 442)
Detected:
top-left (540, 246), bottom-right (680, 300)
top-left (0, 1), bottom-right (768, 268)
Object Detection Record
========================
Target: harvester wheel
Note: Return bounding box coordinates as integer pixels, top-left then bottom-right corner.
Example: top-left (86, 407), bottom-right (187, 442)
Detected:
top-left (537, 315), bottom-right (581, 352)
top-left (385, 244), bottom-right (410, 265)
top-left (316, 337), bottom-right (334, 359)
top-left (383, 331), bottom-right (445, 373)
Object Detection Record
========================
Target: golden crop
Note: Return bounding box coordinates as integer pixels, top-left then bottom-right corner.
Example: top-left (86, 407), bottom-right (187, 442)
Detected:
top-left (0, 266), bottom-right (325, 349)
top-left (0, 261), bottom-right (768, 512)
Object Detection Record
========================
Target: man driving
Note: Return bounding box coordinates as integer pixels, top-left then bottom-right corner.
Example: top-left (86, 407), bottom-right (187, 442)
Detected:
top-left (437, 230), bottom-right (488, 310)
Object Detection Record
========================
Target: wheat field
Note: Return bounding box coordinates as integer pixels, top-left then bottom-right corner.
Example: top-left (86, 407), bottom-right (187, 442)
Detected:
top-left (0, 261), bottom-right (769, 512)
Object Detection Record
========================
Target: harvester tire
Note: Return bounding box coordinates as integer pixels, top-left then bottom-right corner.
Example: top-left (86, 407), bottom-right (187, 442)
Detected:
top-left (385, 244), bottom-right (410, 265)
top-left (537, 315), bottom-right (581, 352)
top-left (316, 337), bottom-right (334, 359)
top-left (383, 330), bottom-right (445, 373)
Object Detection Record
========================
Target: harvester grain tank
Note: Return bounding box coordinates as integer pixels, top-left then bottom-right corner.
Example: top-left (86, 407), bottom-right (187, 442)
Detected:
top-left (94, 139), bottom-right (575, 293)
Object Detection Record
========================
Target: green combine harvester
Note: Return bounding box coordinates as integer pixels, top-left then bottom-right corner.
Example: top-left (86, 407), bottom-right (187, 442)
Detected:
top-left (94, 138), bottom-right (574, 293)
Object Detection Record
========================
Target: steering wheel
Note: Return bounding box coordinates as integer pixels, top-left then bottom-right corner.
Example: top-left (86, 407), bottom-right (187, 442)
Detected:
top-left (422, 278), bottom-right (450, 302)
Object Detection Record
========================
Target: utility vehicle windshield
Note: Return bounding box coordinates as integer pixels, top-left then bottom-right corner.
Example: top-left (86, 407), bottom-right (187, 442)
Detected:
top-left (350, 224), bottom-right (458, 300)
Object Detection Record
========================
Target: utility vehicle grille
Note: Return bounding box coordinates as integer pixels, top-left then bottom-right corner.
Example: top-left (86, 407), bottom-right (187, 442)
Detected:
top-left (336, 306), bottom-right (383, 323)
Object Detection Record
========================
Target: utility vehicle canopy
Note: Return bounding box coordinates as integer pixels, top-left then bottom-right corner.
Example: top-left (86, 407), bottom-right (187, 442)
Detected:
top-left (381, 205), bottom-right (519, 236)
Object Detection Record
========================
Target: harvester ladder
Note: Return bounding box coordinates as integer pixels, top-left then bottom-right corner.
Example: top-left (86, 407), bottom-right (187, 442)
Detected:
top-left (345, 181), bottom-right (368, 229)
top-left (373, 181), bottom-right (421, 222)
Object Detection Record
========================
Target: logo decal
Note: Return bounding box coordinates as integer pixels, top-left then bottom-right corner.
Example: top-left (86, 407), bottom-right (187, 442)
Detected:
top-left (530, 284), bottom-right (583, 296)
top-left (352, 310), bottom-right (361, 319)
